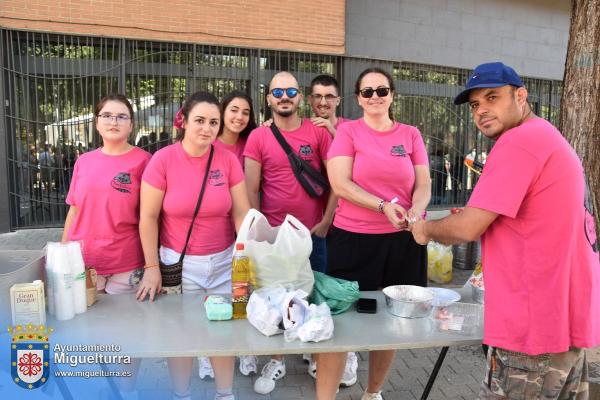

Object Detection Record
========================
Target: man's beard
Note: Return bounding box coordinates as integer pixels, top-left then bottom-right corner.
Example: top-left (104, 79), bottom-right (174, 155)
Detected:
top-left (274, 108), bottom-right (295, 117)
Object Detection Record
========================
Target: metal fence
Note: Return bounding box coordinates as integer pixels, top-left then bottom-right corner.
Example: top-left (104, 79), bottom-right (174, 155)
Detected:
top-left (1, 29), bottom-right (562, 229)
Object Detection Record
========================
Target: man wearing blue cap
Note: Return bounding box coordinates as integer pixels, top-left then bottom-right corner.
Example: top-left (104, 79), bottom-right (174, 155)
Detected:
top-left (411, 62), bottom-right (599, 399)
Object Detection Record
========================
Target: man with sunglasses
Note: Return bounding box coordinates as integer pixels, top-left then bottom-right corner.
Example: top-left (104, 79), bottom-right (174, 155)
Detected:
top-left (244, 71), bottom-right (337, 395)
top-left (410, 62), bottom-right (599, 399)
top-left (308, 74), bottom-right (348, 137)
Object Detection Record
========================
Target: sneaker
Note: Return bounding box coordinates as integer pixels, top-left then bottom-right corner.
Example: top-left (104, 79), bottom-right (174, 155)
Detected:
top-left (307, 359), bottom-right (317, 379)
top-left (253, 359), bottom-right (286, 395)
top-left (302, 353), bottom-right (312, 363)
top-left (340, 352), bottom-right (358, 387)
top-left (361, 391), bottom-right (383, 400)
top-left (239, 355), bottom-right (258, 376)
top-left (198, 356), bottom-right (214, 379)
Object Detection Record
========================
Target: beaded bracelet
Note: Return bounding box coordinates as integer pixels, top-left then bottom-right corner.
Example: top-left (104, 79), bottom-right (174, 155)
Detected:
top-left (377, 200), bottom-right (386, 213)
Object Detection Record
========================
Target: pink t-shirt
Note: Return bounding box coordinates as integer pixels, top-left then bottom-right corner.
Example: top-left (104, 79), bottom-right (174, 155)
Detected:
top-left (214, 137), bottom-right (246, 167)
top-left (66, 147), bottom-right (151, 275)
top-left (243, 119), bottom-right (332, 228)
top-left (142, 142), bottom-right (244, 256)
top-left (327, 118), bottom-right (429, 234)
top-left (468, 118), bottom-right (600, 355)
top-left (335, 117), bottom-right (350, 128)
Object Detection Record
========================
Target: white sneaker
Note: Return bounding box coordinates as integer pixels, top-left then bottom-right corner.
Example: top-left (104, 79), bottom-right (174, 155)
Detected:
top-left (239, 355), bottom-right (258, 376)
top-left (302, 353), bottom-right (312, 363)
top-left (253, 359), bottom-right (286, 395)
top-left (307, 358), bottom-right (317, 379)
top-left (198, 356), bottom-right (214, 379)
top-left (340, 352), bottom-right (358, 387)
top-left (361, 391), bottom-right (383, 400)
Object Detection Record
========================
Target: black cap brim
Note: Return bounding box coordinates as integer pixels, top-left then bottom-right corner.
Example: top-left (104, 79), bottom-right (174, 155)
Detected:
top-left (453, 82), bottom-right (508, 105)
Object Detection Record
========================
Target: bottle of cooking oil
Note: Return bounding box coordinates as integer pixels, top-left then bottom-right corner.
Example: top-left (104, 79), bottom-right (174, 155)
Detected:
top-left (232, 243), bottom-right (250, 319)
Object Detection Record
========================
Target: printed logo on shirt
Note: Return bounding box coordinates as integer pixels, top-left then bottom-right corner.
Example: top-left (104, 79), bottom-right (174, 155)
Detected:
top-left (390, 145), bottom-right (407, 157)
top-left (111, 172), bottom-right (132, 194)
top-left (208, 169), bottom-right (225, 186)
top-left (298, 145), bottom-right (314, 160)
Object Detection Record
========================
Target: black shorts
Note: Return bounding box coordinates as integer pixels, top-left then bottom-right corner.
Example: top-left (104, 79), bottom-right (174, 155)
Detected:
top-left (326, 226), bottom-right (427, 291)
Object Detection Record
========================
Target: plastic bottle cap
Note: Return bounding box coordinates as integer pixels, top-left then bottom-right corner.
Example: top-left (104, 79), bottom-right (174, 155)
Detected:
top-left (235, 243), bottom-right (244, 251)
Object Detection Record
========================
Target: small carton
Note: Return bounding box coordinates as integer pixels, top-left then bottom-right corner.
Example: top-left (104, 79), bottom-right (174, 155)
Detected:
top-left (86, 268), bottom-right (97, 307)
top-left (10, 280), bottom-right (46, 326)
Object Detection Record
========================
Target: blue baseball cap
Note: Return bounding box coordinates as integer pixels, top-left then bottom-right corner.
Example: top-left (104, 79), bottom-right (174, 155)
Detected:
top-left (454, 62), bottom-right (524, 105)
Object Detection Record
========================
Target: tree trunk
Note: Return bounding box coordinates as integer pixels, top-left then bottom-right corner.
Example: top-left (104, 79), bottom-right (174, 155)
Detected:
top-left (559, 0), bottom-right (600, 233)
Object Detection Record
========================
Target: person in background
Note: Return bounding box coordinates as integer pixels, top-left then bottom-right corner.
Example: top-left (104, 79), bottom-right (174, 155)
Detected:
top-left (62, 94), bottom-right (152, 400)
top-left (214, 90), bottom-right (257, 167)
top-left (410, 61), bottom-right (599, 400)
top-left (308, 74), bottom-right (348, 137)
top-left (317, 67), bottom-right (431, 400)
top-left (138, 91), bottom-right (249, 400)
top-left (303, 73), bottom-right (358, 387)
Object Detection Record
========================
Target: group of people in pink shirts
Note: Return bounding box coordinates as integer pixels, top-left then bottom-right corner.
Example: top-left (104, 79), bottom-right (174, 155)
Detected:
top-left (62, 63), bottom-right (599, 400)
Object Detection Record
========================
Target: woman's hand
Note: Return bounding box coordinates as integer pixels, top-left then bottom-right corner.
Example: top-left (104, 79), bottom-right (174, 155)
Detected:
top-left (136, 267), bottom-right (162, 302)
top-left (383, 202), bottom-right (409, 230)
top-left (406, 207), bottom-right (425, 225)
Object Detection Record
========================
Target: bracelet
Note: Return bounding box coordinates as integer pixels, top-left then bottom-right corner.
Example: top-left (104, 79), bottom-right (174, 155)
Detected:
top-left (144, 264), bottom-right (159, 269)
top-left (377, 200), bottom-right (386, 213)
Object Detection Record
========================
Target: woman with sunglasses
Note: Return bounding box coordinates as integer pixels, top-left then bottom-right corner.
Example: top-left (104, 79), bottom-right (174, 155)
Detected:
top-left (317, 68), bottom-right (431, 400)
top-left (62, 94), bottom-right (151, 400)
top-left (138, 91), bottom-right (250, 400)
top-left (196, 91), bottom-right (258, 380)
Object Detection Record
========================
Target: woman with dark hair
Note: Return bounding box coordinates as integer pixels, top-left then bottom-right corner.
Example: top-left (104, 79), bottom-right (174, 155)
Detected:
top-left (138, 91), bottom-right (249, 400)
top-left (316, 68), bottom-right (431, 400)
top-left (195, 90), bottom-right (258, 379)
top-left (62, 94), bottom-right (151, 399)
top-left (214, 90), bottom-right (257, 167)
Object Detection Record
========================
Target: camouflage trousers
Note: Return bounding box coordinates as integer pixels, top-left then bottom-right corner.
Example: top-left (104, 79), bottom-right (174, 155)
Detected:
top-left (478, 346), bottom-right (589, 399)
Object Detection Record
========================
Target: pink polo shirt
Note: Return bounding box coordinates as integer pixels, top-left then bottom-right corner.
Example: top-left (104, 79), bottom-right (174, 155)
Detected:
top-left (142, 142), bottom-right (244, 256)
top-left (468, 118), bottom-right (600, 355)
top-left (243, 119), bottom-right (332, 228)
top-left (214, 137), bottom-right (246, 167)
top-left (327, 118), bottom-right (429, 234)
top-left (66, 147), bottom-right (151, 275)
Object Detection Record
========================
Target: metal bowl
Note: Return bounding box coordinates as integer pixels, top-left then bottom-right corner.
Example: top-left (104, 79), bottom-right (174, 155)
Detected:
top-left (471, 284), bottom-right (484, 304)
top-left (382, 285), bottom-right (434, 318)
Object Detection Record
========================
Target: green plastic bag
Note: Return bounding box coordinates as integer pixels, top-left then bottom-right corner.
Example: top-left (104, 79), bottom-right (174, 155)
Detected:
top-left (309, 271), bottom-right (360, 315)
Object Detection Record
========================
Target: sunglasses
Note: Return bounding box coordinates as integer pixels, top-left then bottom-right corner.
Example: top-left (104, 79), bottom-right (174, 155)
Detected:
top-left (359, 87), bottom-right (391, 98)
top-left (270, 87), bottom-right (299, 99)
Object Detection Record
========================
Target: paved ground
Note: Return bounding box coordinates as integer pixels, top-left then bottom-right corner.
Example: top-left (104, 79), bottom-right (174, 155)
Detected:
top-left (1, 228), bottom-right (598, 399)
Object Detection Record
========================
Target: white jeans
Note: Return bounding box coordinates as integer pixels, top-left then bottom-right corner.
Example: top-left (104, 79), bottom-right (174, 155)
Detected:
top-left (159, 244), bottom-right (233, 295)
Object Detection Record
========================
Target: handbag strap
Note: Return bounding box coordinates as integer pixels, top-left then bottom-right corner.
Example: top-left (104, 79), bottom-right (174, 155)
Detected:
top-left (177, 144), bottom-right (214, 263)
top-left (269, 124), bottom-right (329, 193)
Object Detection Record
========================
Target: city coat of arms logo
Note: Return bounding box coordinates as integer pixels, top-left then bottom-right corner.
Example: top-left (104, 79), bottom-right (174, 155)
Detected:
top-left (9, 324), bottom-right (53, 390)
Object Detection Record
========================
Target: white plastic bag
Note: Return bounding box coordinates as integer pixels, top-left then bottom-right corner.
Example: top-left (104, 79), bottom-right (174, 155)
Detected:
top-left (247, 286), bottom-right (334, 342)
top-left (236, 209), bottom-right (314, 294)
top-left (284, 303), bottom-right (334, 343)
top-left (246, 287), bottom-right (286, 337)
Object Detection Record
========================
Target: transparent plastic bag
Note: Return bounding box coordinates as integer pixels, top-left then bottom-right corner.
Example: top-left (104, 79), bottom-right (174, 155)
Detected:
top-left (309, 271), bottom-right (360, 315)
top-left (427, 241), bottom-right (453, 284)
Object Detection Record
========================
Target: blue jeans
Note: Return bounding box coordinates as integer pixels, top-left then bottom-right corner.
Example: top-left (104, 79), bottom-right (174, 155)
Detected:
top-left (309, 234), bottom-right (328, 273)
